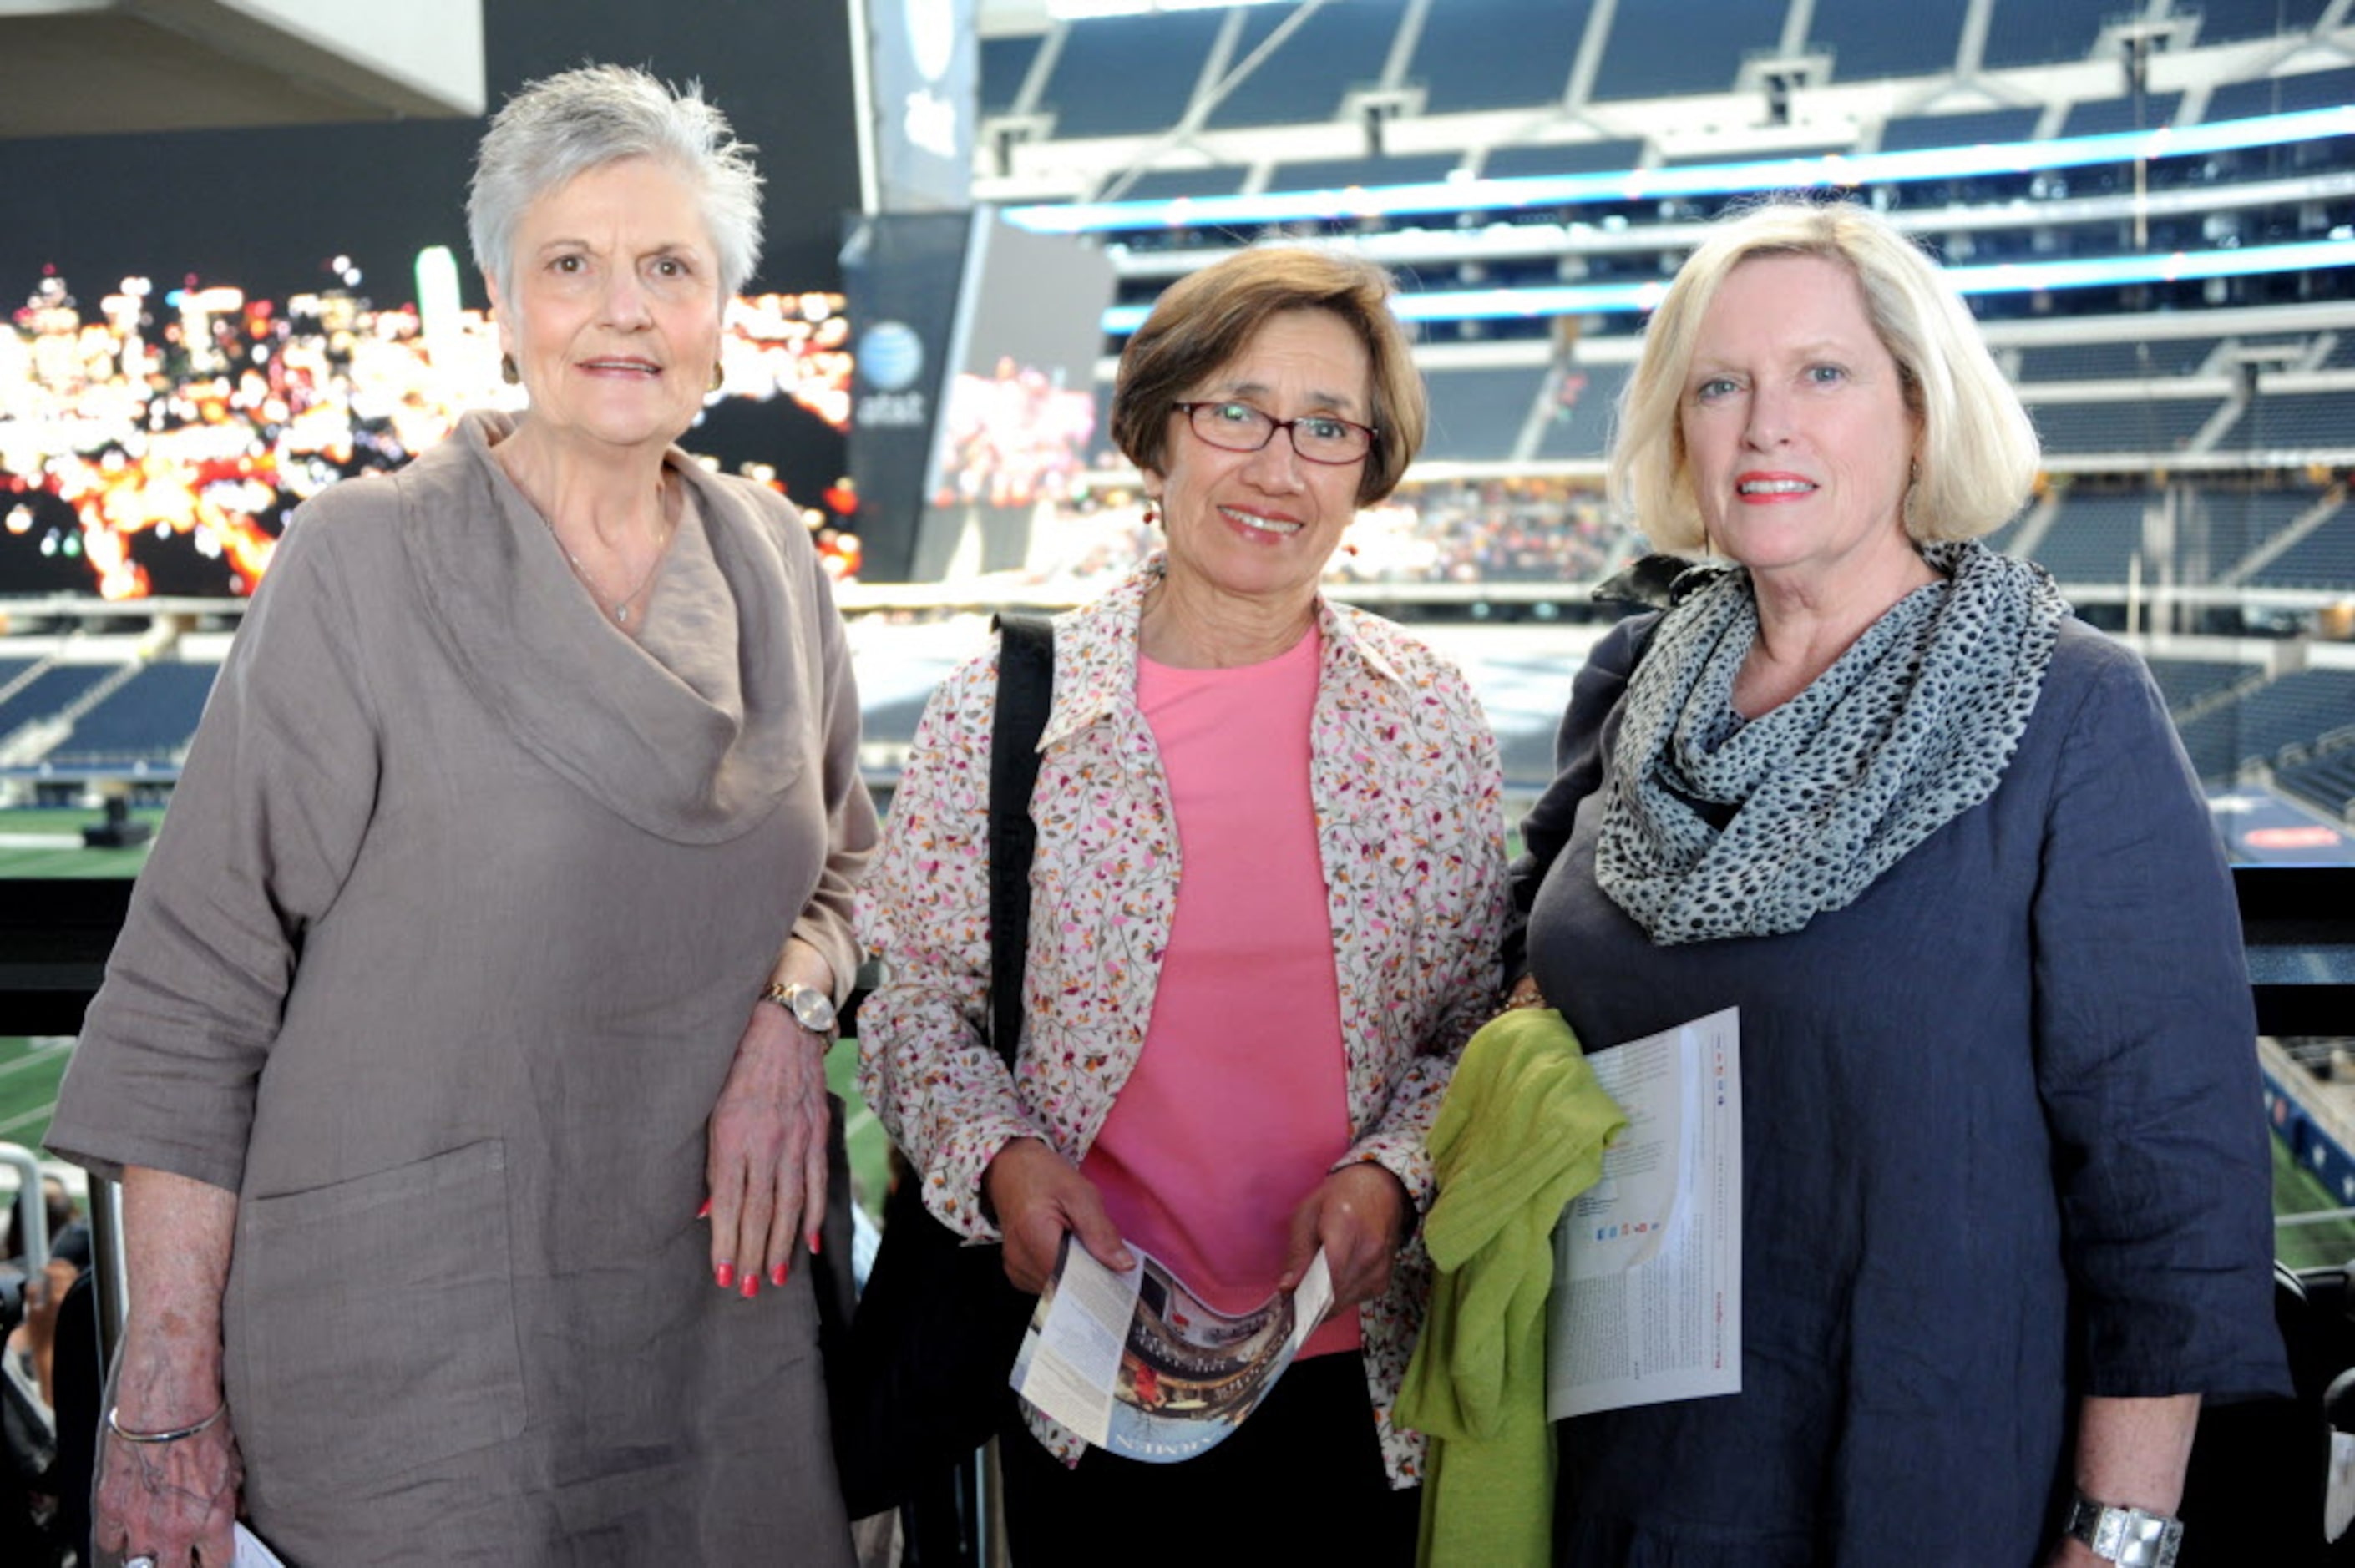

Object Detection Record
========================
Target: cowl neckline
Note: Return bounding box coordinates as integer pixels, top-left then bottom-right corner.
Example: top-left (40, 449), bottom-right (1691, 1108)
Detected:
top-left (392, 410), bottom-right (809, 845)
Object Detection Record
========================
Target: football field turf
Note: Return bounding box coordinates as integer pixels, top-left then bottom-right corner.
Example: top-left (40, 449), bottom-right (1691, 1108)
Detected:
top-left (0, 806), bottom-right (161, 879)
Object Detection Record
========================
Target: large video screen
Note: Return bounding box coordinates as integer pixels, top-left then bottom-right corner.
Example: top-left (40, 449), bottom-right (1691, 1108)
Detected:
top-left (0, 264), bottom-right (855, 599)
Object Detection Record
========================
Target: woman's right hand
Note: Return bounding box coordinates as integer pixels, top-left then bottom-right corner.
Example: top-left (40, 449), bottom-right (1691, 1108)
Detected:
top-left (983, 1137), bottom-right (1134, 1292)
top-left (94, 1384), bottom-right (242, 1568)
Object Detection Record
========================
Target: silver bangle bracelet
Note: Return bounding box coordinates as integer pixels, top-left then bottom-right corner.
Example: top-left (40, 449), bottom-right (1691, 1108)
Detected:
top-left (107, 1401), bottom-right (225, 1444)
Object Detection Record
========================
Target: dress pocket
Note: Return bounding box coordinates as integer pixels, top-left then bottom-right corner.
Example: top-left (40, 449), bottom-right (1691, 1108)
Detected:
top-left (226, 1139), bottom-right (527, 1488)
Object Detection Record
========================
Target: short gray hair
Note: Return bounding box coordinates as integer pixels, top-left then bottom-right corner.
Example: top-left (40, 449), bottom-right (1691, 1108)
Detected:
top-left (468, 63), bottom-right (764, 305)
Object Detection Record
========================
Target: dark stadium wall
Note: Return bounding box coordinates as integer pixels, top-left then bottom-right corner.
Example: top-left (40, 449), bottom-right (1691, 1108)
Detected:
top-left (0, 0), bottom-right (860, 305)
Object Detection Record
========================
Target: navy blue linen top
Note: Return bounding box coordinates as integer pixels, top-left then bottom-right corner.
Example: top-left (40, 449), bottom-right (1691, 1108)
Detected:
top-left (1518, 615), bottom-right (2289, 1565)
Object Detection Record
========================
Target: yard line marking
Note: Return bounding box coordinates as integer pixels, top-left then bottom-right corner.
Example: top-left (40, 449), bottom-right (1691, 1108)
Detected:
top-left (0, 1042), bottom-right (71, 1084)
top-left (0, 1101), bottom-right (58, 1137)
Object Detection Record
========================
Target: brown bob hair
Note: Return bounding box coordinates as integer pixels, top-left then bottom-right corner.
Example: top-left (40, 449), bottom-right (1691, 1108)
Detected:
top-left (1111, 245), bottom-right (1427, 506)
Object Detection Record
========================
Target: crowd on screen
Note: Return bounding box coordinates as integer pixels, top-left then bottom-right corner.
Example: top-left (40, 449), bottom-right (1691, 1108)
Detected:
top-left (0, 274), bottom-right (860, 599)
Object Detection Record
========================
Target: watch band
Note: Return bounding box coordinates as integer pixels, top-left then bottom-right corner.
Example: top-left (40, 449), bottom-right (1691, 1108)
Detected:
top-left (2063, 1493), bottom-right (2183, 1568)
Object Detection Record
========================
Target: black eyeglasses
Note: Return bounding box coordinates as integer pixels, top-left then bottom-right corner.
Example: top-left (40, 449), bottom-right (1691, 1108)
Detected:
top-left (1172, 401), bottom-right (1376, 466)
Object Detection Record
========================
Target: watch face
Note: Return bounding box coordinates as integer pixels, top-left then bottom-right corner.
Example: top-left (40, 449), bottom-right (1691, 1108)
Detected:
top-left (788, 986), bottom-right (836, 1032)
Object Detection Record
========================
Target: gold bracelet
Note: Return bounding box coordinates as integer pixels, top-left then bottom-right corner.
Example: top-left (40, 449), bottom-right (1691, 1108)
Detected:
top-left (106, 1401), bottom-right (225, 1444)
top-left (1497, 989), bottom-right (1548, 1015)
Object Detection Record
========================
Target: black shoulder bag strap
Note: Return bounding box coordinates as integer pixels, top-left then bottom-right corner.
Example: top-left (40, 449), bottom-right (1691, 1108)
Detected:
top-left (989, 612), bottom-right (1055, 1062)
top-left (835, 612), bottom-right (1057, 1537)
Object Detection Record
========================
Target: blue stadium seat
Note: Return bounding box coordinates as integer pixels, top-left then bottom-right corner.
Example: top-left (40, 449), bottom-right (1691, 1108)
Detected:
top-left (2205, 66), bottom-right (2355, 123)
top-left (1203, 0), bottom-right (1412, 129)
top-left (2029, 492), bottom-right (2149, 582)
top-left (1107, 167), bottom-right (1251, 202)
top-left (2028, 399), bottom-right (2221, 455)
top-left (2014, 340), bottom-right (2219, 382)
top-left (1879, 106), bottom-right (2040, 153)
top-left (45, 664), bottom-right (220, 765)
top-left (2190, 0), bottom-right (2332, 47)
top-left (2249, 508), bottom-right (2355, 590)
top-left (1808, 0), bottom-right (1968, 82)
top-left (1423, 367), bottom-right (1547, 461)
top-left (2060, 92), bottom-right (2185, 137)
top-left (1411, 0), bottom-right (1591, 114)
top-left (1265, 152), bottom-right (1463, 191)
top-left (2223, 391), bottom-right (2355, 452)
top-left (0, 666), bottom-right (112, 742)
top-left (981, 34), bottom-right (1044, 117)
top-left (2179, 670), bottom-right (2355, 780)
top-left (2196, 490), bottom-right (2333, 578)
top-left (2147, 657), bottom-right (2260, 714)
top-left (1980, 0), bottom-right (2117, 68)
top-left (1588, 0), bottom-right (1780, 101)
top-left (1481, 139), bottom-right (1648, 179)
top-left (1041, 12), bottom-right (1226, 139)
top-left (2276, 748), bottom-right (2355, 819)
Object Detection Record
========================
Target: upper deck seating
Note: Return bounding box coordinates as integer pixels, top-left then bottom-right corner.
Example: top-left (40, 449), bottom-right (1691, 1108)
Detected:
top-left (2028, 399), bottom-right (2223, 456)
top-left (1879, 106), bottom-right (2041, 152)
top-left (1410, 0), bottom-right (1590, 114)
top-left (1981, 0), bottom-right (2119, 67)
top-left (45, 663), bottom-right (220, 764)
top-left (2206, 66), bottom-right (2355, 122)
top-left (1588, 0), bottom-right (1780, 102)
top-left (981, 34), bottom-right (1043, 117)
top-left (1039, 12), bottom-right (1225, 139)
top-left (2027, 492), bottom-right (2149, 582)
top-left (1203, 0), bottom-right (1412, 130)
top-left (0, 666), bottom-right (109, 741)
top-left (2015, 339), bottom-right (2221, 382)
top-left (2060, 92), bottom-right (2185, 137)
top-left (1424, 367), bottom-right (1548, 462)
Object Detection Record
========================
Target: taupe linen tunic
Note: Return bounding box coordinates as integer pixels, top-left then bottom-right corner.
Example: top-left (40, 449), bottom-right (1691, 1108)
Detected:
top-left (49, 412), bottom-right (874, 1565)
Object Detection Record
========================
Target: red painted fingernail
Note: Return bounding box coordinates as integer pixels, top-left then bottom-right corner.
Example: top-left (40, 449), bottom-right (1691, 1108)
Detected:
top-left (741, 1273), bottom-right (760, 1300)
top-left (807, 1229), bottom-right (823, 1257)
top-left (697, 1198), bottom-right (712, 1220)
top-left (715, 1262), bottom-right (734, 1290)
top-left (770, 1262), bottom-right (788, 1287)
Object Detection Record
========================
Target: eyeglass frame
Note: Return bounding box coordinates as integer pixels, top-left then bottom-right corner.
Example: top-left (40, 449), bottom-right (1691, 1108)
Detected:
top-left (1170, 400), bottom-right (1379, 467)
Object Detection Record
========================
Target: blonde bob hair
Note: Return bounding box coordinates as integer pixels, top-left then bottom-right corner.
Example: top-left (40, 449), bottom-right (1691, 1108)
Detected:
top-left (1609, 200), bottom-right (2039, 552)
top-left (1112, 245), bottom-right (1426, 507)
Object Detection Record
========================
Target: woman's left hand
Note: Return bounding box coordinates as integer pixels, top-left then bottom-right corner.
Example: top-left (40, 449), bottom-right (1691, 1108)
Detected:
top-left (703, 998), bottom-right (830, 1300)
top-left (1279, 1163), bottom-right (1411, 1310)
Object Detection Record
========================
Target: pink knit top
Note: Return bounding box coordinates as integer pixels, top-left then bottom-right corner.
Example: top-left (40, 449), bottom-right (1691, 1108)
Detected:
top-left (1080, 625), bottom-right (1361, 1358)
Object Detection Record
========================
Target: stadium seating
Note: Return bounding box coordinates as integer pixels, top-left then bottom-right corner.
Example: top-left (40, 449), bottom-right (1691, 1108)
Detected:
top-left (1411, 0), bottom-right (1589, 114)
top-left (43, 663), bottom-right (220, 766)
top-left (2148, 657), bottom-right (2261, 714)
top-left (1588, 0), bottom-right (1780, 101)
top-left (2178, 670), bottom-right (2355, 780)
top-left (0, 666), bottom-right (111, 744)
top-left (1199, 1), bottom-right (1411, 130)
top-left (1807, 0), bottom-right (1969, 82)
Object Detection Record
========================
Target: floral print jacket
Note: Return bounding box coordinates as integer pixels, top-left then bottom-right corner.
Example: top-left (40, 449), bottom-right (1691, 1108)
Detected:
top-left (856, 559), bottom-right (1507, 1485)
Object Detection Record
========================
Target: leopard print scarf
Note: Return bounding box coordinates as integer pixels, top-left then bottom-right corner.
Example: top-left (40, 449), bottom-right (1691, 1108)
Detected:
top-left (1595, 540), bottom-right (2069, 946)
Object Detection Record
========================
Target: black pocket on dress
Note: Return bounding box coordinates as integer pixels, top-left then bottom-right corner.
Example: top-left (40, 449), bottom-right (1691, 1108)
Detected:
top-left (226, 1139), bottom-right (527, 1486)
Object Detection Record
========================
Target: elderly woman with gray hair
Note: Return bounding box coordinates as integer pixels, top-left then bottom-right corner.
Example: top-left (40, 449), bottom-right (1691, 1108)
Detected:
top-left (48, 66), bottom-right (873, 1565)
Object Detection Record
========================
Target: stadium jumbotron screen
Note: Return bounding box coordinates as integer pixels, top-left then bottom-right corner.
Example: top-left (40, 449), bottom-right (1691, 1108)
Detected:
top-left (1, 260), bottom-right (856, 600)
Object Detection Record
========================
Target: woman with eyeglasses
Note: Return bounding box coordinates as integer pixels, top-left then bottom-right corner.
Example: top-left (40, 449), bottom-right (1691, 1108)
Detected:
top-left (858, 245), bottom-right (1506, 1564)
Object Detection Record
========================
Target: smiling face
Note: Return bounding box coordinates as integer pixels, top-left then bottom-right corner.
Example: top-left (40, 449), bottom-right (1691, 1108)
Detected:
top-left (1147, 307), bottom-right (1372, 623)
top-left (487, 156), bottom-right (723, 463)
top-left (1679, 253), bottom-right (1922, 589)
